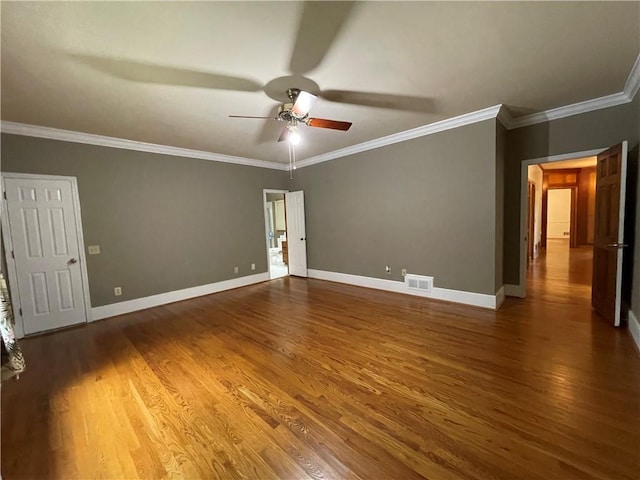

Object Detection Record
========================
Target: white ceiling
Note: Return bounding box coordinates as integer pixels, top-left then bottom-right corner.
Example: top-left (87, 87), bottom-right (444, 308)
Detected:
top-left (2, 1), bottom-right (639, 164)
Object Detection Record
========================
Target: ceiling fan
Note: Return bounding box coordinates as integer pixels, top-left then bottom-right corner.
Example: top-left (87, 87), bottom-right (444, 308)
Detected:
top-left (229, 88), bottom-right (352, 143)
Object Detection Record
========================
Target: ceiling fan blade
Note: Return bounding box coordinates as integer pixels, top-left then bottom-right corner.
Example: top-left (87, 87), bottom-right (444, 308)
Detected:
top-left (256, 106), bottom-right (287, 144)
top-left (291, 90), bottom-right (318, 118)
top-left (288, 1), bottom-right (357, 74)
top-left (321, 90), bottom-right (436, 113)
top-left (69, 54), bottom-right (263, 92)
top-left (306, 118), bottom-right (352, 131)
top-left (229, 115), bottom-right (280, 120)
top-left (277, 126), bottom-right (290, 143)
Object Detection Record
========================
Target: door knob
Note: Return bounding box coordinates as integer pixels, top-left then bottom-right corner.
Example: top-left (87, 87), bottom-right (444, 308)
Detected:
top-left (68, 258), bottom-right (78, 264)
top-left (607, 243), bottom-right (628, 248)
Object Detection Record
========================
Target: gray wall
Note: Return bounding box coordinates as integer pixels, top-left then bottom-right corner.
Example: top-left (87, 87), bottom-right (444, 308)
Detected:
top-left (495, 122), bottom-right (506, 291)
top-left (1, 134), bottom-right (288, 307)
top-left (292, 119), bottom-right (500, 296)
top-left (629, 143), bottom-right (639, 315)
top-left (504, 94), bottom-right (640, 313)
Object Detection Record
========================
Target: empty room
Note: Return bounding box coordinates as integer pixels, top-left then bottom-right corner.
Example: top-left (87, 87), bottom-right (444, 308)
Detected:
top-left (1, 2), bottom-right (639, 479)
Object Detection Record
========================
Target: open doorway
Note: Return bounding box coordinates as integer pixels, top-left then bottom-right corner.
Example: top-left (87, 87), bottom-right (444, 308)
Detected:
top-left (544, 186), bottom-right (577, 262)
top-left (263, 190), bottom-right (289, 279)
top-left (520, 143), bottom-right (629, 326)
top-left (527, 158), bottom-right (597, 255)
top-left (547, 188), bottom-right (573, 244)
top-left (525, 156), bottom-right (597, 302)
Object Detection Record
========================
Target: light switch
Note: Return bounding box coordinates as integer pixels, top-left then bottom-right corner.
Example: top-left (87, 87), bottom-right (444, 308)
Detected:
top-left (88, 245), bottom-right (101, 255)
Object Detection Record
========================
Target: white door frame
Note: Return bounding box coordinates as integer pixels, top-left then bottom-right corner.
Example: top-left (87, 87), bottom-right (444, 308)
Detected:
top-left (263, 189), bottom-right (289, 279)
top-left (511, 148), bottom-right (607, 298)
top-left (1, 172), bottom-right (92, 338)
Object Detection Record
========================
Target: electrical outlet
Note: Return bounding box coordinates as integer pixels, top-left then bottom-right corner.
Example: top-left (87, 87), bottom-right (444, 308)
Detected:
top-left (251, 263), bottom-right (255, 271)
top-left (114, 287), bottom-right (122, 296)
top-left (87, 245), bottom-right (101, 255)
top-left (385, 266), bottom-right (391, 274)
top-left (234, 266), bottom-right (239, 274)
top-left (401, 268), bottom-right (407, 276)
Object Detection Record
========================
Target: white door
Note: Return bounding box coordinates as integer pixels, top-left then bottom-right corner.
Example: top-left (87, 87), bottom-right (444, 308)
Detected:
top-left (285, 191), bottom-right (307, 277)
top-left (4, 176), bottom-right (88, 334)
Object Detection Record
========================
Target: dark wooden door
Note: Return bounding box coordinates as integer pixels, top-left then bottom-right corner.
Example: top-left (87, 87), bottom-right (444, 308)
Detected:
top-left (592, 143), bottom-right (628, 326)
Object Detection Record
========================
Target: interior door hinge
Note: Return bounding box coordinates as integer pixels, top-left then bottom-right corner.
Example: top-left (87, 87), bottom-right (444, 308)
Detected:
top-left (3, 191), bottom-right (6, 200)
top-left (19, 308), bottom-right (22, 316)
top-left (11, 250), bottom-right (15, 259)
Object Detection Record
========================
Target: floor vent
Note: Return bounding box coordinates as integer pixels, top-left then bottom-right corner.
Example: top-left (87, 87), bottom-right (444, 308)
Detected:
top-left (405, 274), bottom-right (433, 293)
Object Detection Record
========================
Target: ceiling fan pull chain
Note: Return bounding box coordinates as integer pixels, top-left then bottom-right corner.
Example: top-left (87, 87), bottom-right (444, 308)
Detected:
top-left (289, 140), bottom-right (293, 179)
top-left (292, 141), bottom-right (297, 172)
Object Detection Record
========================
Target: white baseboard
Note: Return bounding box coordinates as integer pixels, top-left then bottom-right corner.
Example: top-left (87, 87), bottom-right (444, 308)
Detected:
top-left (629, 310), bottom-right (640, 353)
top-left (495, 286), bottom-right (506, 309)
top-left (91, 272), bottom-right (270, 321)
top-left (307, 269), bottom-right (501, 310)
top-left (505, 284), bottom-right (526, 298)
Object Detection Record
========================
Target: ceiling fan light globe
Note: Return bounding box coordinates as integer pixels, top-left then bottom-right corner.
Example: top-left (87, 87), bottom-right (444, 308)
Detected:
top-left (289, 131), bottom-right (301, 145)
top-left (291, 91), bottom-right (318, 118)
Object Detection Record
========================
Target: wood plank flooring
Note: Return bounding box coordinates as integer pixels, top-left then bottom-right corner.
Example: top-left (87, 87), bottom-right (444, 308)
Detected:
top-left (2, 243), bottom-right (639, 479)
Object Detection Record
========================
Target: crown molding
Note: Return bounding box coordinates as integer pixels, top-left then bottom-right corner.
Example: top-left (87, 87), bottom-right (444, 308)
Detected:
top-left (1, 107), bottom-right (502, 174)
top-left (496, 105), bottom-right (515, 130)
top-left (0, 121), bottom-right (288, 171)
top-left (506, 91), bottom-right (630, 129)
top-left (296, 104), bottom-right (502, 169)
top-left (623, 53), bottom-right (640, 101)
top-left (506, 53), bottom-right (640, 130)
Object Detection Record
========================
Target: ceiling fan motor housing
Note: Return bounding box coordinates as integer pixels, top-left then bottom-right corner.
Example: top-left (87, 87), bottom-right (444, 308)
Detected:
top-left (278, 103), bottom-right (303, 122)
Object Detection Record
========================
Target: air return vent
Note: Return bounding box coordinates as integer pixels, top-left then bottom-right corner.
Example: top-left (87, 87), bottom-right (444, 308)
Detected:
top-left (404, 274), bottom-right (433, 293)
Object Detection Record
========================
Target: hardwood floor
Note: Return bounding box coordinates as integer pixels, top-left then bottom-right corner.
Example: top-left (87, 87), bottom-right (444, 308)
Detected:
top-left (527, 239), bottom-right (594, 303)
top-left (2, 248), bottom-right (639, 479)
